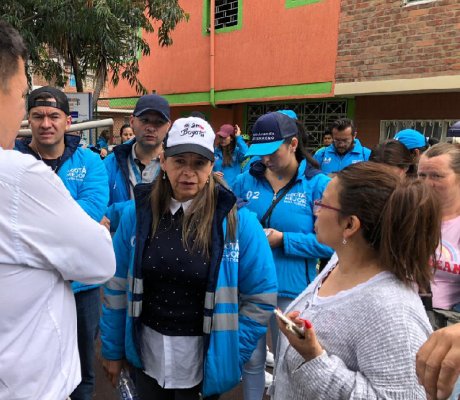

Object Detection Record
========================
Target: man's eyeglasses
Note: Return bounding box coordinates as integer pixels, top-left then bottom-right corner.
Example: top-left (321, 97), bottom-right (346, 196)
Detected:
top-left (313, 200), bottom-right (343, 214)
top-left (333, 137), bottom-right (353, 145)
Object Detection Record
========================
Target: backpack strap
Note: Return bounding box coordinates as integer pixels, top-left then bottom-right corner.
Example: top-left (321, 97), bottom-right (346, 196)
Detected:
top-left (260, 172), bottom-right (298, 228)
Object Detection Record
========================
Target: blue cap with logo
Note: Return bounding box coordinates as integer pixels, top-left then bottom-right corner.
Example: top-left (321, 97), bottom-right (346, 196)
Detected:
top-left (133, 94), bottom-right (170, 121)
top-left (245, 112), bottom-right (298, 157)
top-left (394, 129), bottom-right (427, 150)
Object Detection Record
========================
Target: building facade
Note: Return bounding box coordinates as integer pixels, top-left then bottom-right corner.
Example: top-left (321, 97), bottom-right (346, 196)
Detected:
top-left (335, 0), bottom-right (460, 144)
top-left (102, 0), bottom-right (460, 146)
top-left (101, 0), bottom-right (349, 147)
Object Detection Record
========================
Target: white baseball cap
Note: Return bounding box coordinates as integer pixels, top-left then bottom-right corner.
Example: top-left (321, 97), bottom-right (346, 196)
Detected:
top-left (164, 117), bottom-right (215, 161)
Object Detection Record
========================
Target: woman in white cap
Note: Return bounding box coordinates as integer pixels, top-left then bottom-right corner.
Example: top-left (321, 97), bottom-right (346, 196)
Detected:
top-left (233, 111), bottom-right (333, 400)
top-left (100, 117), bottom-right (277, 399)
top-left (213, 123), bottom-right (248, 187)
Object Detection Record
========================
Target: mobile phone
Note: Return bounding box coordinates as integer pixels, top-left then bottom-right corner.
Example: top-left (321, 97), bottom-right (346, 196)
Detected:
top-left (274, 309), bottom-right (305, 338)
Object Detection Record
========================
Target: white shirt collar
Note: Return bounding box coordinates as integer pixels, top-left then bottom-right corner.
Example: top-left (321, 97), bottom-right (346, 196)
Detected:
top-left (170, 198), bottom-right (193, 215)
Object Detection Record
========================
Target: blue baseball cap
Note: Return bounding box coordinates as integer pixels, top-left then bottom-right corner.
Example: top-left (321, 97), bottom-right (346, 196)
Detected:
top-left (245, 112), bottom-right (298, 157)
top-left (394, 129), bottom-right (427, 150)
top-left (277, 109), bottom-right (298, 120)
top-left (133, 94), bottom-right (170, 121)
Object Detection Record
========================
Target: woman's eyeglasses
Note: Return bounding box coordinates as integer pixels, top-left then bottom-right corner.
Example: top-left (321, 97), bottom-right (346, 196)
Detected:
top-left (313, 200), bottom-right (343, 214)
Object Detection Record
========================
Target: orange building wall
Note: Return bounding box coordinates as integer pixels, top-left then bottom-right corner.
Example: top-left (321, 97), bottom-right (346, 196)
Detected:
top-left (108, 0), bottom-right (340, 98)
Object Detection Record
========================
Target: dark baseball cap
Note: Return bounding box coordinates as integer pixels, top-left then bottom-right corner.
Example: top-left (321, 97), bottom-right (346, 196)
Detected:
top-left (28, 86), bottom-right (70, 115)
top-left (133, 94), bottom-right (170, 121)
top-left (245, 112), bottom-right (298, 156)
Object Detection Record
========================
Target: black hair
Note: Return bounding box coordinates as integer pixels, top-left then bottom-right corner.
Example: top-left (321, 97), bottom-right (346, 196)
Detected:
top-left (324, 126), bottom-right (332, 136)
top-left (190, 111), bottom-right (207, 120)
top-left (331, 118), bottom-right (356, 134)
top-left (0, 20), bottom-right (28, 91)
top-left (120, 123), bottom-right (131, 135)
top-left (284, 134), bottom-right (320, 169)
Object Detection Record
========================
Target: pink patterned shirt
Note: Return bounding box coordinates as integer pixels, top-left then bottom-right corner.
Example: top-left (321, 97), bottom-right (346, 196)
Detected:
top-left (432, 215), bottom-right (460, 309)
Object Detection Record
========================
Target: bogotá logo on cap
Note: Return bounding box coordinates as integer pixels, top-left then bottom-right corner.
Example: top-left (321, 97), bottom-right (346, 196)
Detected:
top-left (181, 122), bottom-right (206, 138)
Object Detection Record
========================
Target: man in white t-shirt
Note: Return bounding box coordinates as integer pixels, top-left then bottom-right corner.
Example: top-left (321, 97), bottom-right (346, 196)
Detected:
top-left (0, 20), bottom-right (116, 400)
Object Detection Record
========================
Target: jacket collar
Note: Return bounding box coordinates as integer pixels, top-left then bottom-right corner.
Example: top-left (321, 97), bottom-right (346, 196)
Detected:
top-left (113, 138), bottom-right (136, 165)
top-left (113, 138), bottom-right (136, 187)
top-left (15, 133), bottom-right (80, 167)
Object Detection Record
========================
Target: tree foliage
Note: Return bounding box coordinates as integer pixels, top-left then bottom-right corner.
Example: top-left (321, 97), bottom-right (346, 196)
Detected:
top-left (0, 0), bottom-right (188, 105)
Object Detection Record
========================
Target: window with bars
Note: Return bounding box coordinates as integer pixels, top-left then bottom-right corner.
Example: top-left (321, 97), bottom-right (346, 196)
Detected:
top-left (246, 100), bottom-right (349, 151)
top-left (380, 120), bottom-right (457, 143)
top-left (203, 0), bottom-right (242, 34)
top-left (215, 0), bottom-right (239, 30)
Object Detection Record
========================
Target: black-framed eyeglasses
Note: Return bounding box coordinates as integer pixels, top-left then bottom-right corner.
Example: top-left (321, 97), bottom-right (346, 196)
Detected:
top-left (313, 199), bottom-right (343, 214)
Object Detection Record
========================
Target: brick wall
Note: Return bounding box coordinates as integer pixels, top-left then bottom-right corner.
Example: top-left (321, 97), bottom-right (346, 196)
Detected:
top-left (336, 0), bottom-right (460, 82)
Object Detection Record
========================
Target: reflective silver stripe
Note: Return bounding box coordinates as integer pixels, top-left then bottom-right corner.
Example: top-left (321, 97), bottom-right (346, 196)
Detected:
top-left (203, 316), bottom-right (212, 334)
top-left (205, 288), bottom-right (238, 309)
top-left (104, 294), bottom-right (127, 310)
top-left (240, 292), bottom-right (277, 307)
top-left (204, 292), bottom-right (215, 309)
top-left (240, 302), bottom-right (273, 325)
top-left (212, 313), bottom-right (238, 331)
top-left (128, 300), bottom-right (142, 317)
top-left (128, 275), bottom-right (143, 295)
top-left (215, 287), bottom-right (238, 304)
top-left (105, 276), bottom-right (127, 291)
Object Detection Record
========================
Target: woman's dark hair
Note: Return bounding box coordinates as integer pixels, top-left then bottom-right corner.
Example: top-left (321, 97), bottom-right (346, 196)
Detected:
top-left (336, 162), bottom-right (441, 290)
top-left (285, 132), bottom-right (320, 169)
top-left (119, 123), bottom-right (131, 135)
top-left (221, 135), bottom-right (236, 167)
top-left (99, 129), bottom-right (110, 141)
top-left (369, 139), bottom-right (416, 176)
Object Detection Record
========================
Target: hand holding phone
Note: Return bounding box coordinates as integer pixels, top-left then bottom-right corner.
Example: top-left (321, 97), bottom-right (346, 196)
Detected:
top-left (274, 309), bottom-right (305, 338)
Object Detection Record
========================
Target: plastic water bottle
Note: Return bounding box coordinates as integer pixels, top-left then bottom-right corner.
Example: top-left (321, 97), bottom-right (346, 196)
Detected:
top-left (118, 368), bottom-right (139, 400)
